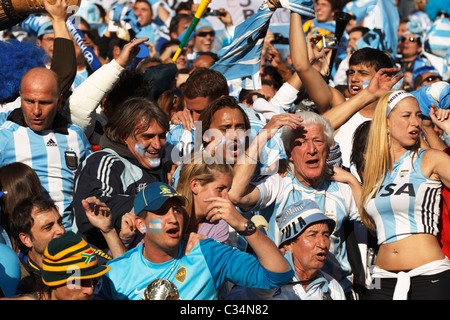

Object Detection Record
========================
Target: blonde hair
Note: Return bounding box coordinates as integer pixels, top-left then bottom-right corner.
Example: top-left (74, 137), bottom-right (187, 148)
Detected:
top-left (359, 90), bottom-right (420, 231)
top-left (177, 153), bottom-right (233, 228)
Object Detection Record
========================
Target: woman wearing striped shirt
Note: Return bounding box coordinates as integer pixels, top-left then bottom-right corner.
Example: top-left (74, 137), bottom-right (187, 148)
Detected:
top-left (360, 90), bottom-right (450, 300)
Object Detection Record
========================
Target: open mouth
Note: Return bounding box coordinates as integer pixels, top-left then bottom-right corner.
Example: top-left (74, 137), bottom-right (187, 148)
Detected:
top-left (349, 85), bottom-right (362, 95)
top-left (166, 226), bottom-right (179, 238)
top-left (315, 251), bottom-right (327, 262)
top-left (147, 150), bottom-right (160, 156)
top-left (305, 159), bottom-right (320, 168)
top-left (408, 129), bottom-right (419, 140)
top-left (202, 41), bottom-right (212, 49)
top-left (227, 142), bottom-right (241, 156)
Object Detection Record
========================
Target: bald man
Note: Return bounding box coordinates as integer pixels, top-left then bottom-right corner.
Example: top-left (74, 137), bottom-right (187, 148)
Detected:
top-left (0, 67), bottom-right (92, 231)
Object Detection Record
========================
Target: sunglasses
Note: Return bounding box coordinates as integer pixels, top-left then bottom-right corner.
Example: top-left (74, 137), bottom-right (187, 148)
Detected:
top-left (400, 36), bottom-right (418, 43)
top-left (422, 75), bottom-right (442, 83)
top-left (197, 31), bottom-right (215, 37)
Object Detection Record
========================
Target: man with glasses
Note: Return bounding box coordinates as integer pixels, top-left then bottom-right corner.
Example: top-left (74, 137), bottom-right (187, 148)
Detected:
top-left (412, 65), bottom-right (443, 90)
top-left (194, 26), bottom-right (215, 53)
top-left (36, 22), bottom-right (55, 67)
top-left (396, 21), bottom-right (432, 91)
top-left (186, 21), bottom-right (216, 68)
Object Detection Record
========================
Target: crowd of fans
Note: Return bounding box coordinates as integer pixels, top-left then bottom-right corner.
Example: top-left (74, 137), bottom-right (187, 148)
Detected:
top-left (0, 0), bottom-right (449, 301)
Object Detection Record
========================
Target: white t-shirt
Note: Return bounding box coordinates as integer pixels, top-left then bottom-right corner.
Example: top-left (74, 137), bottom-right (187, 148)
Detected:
top-left (334, 111), bottom-right (371, 168)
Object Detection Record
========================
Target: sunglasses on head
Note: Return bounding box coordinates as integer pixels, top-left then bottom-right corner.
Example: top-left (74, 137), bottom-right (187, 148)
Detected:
top-left (197, 31), bottom-right (215, 37)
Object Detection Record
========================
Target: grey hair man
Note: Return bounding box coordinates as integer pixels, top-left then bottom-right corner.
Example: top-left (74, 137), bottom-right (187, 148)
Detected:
top-left (229, 111), bottom-right (363, 298)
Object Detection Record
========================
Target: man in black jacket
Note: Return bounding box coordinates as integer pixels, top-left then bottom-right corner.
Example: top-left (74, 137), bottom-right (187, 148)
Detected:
top-left (72, 97), bottom-right (170, 251)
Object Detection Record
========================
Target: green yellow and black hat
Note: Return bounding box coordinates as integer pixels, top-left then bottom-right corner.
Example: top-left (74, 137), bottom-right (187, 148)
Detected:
top-left (41, 231), bottom-right (110, 287)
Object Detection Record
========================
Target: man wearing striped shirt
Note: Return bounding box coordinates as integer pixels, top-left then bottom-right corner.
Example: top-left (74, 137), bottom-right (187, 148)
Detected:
top-left (0, 67), bottom-right (92, 231)
top-left (229, 111), bottom-right (363, 298)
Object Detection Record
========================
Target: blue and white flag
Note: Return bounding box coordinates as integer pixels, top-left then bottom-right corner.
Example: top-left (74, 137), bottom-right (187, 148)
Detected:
top-left (279, 0), bottom-right (315, 18)
top-left (343, 0), bottom-right (377, 25)
top-left (211, 0), bottom-right (315, 90)
top-left (424, 17), bottom-right (450, 58)
top-left (20, 14), bottom-right (51, 37)
top-left (361, 0), bottom-right (399, 56)
top-left (210, 4), bottom-right (274, 90)
top-left (411, 81), bottom-right (450, 116)
top-left (108, 3), bottom-right (141, 36)
top-left (351, 0), bottom-right (399, 58)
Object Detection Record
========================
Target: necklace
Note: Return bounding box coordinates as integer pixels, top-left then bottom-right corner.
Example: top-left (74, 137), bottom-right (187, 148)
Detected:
top-left (142, 246), bottom-right (178, 282)
top-left (141, 247), bottom-right (181, 300)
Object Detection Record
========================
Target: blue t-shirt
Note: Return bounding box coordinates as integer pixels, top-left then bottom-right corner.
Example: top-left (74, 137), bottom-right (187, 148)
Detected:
top-left (93, 238), bottom-right (293, 300)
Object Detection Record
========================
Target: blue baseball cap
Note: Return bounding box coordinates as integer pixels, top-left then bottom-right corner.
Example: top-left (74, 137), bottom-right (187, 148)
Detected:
top-left (195, 18), bottom-right (213, 32)
top-left (37, 21), bottom-right (54, 38)
top-left (412, 65), bottom-right (440, 85)
top-left (133, 182), bottom-right (188, 215)
top-left (276, 200), bottom-right (336, 247)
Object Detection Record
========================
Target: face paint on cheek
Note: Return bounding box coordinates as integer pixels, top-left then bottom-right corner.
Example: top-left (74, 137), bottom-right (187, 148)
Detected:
top-left (148, 218), bottom-right (162, 233)
top-left (362, 80), bottom-right (370, 89)
top-left (148, 157), bottom-right (161, 168)
top-left (135, 143), bottom-right (161, 168)
top-left (302, 238), bottom-right (313, 247)
top-left (135, 143), bottom-right (146, 157)
top-left (216, 136), bottom-right (226, 146)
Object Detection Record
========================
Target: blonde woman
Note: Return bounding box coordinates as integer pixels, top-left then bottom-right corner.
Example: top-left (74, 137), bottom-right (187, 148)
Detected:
top-left (360, 90), bottom-right (450, 300)
top-left (177, 153), bottom-right (235, 243)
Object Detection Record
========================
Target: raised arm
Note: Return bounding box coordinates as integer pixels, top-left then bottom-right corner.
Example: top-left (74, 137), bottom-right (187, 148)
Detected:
top-left (44, 0), bottom-right (76, 102)
top-left (69, 38), bottom-right (148, 139)
top-left (323, 67), bottom-right (403, 130)
top-left (422, 148), bottom-right (450, 189)
top-left (82, 196), bottom-right (127, 258)
top-left (289, 11), bottom-right (342, 114)
top-left (204, 196), bottom-right (291, 273)
top-left (229, 113), bottom-right (303, 210)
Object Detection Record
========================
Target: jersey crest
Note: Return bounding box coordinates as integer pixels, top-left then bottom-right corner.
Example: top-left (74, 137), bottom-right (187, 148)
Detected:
top-left (65, 150), bottom-right (79, 170)
top-left (175, 266), bottom-right (187, 283)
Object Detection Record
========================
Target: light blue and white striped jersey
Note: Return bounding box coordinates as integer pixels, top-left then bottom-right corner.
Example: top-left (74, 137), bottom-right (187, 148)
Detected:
top-left (0, 120), bottom-right (92, 230)
top-left (93, 238), bottom-right (293, 300)
top-left (165, 103), bottom-right (286, 175)
top-left (364, 149), bottom-right (442, 245)
top-left (0, 98), bottom-right (21, 125)
top-left (226, 269), bottom-right (346, 300)
top-left (253, 172), bottom-right (361, 291)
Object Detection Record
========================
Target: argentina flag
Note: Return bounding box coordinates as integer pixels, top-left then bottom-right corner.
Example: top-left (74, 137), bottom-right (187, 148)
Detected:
top-left (343, 0), bottom-right (377, 25)
top-left (354, 0), bottom-right (400, 58)
top-left (108, 3), bottom-right (141, 37)
top-left (211, 0), bottom-right (315, 90)
top-left (424, 16), bottom-right (450, 58)
top-left (421, 16), bottom-right (450, 80)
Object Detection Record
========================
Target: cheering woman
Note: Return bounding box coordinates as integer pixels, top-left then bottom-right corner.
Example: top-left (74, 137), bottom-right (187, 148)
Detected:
top-left (360, 90), bottom-right (450, 299)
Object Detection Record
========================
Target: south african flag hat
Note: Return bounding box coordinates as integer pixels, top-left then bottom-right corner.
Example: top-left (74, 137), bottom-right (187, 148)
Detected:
top-left (41, 231), bottom-right (110, 286)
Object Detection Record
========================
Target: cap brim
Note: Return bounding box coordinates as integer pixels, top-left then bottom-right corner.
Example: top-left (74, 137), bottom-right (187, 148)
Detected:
top-left (42, 264), bottom-right (110, 287)
top-left (278, 214), bottom-right (336, 247)
top-left (145, 194), bottom-right (188, 212)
